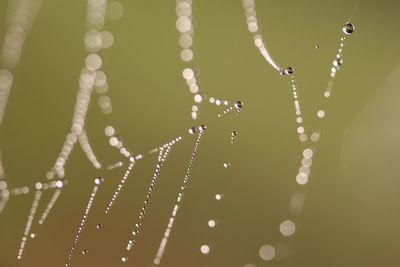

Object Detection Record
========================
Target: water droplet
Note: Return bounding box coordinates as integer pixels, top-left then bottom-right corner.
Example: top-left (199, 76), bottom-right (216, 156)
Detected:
top-left (284, 66), bottom-right (294, 75)
top-left (231, 131), bottom-right (238, 142)
top-left (30, 233), bottom-right (36, 239)
top-left (208, 219), bottom-right (218, 228)
top-left (279, 220), bottom-right (296, 237)
top-left (200, 244), bottom-right (211, 254)
top-left (94, 177), bottom-right (104, 185)
top-left (188, 127), bottom-right (196, 135)
top-left (223, 163), bottom-right (231, 168)
top-left (315, 44), bottom-right (320, 49)
top-left (333, 58), bottom-right (343, 67)
top-left (198, 125), bottom-right (207, 131)
top-left (279, 70), bottom-right (286, 76)
top-left (121, 256), bottom-right (128, 262)
top-left (81, 249), bottom-right (88, 255)
top-left (234, 101), bottom-right (243, 109)
top-left (96, 224), bottom-right (102, 230)
top-left (215, 194), bottom-right (224, 200)
top-left (259, 244), bottom-right (275, 261)
top-left (342, 22), bottom-right (355, 35)
top-left (317, 110), bottom-right (326, 118)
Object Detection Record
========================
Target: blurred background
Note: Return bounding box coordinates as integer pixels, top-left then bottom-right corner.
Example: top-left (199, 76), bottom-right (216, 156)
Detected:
top-left (0, 0), bottom-right (400, 266)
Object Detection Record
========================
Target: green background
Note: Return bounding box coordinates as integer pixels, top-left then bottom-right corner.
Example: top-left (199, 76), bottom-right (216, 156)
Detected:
top-left (0, 0), bottom-right (400, 266)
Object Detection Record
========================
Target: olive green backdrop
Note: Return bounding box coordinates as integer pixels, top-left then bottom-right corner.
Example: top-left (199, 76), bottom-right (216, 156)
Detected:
top-left (0, 0), bottom-right (400, 266)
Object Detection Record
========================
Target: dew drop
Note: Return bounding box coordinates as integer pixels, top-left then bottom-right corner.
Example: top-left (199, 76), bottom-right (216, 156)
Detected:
top-left (121, 256), bottom-right (128, 262)
top-left (94, 177), bottom-right (104, 185)
top-left (235, 101), bottom-right (243, 109)
top-left (96, 224), bottom-right (102, 230)
top-left (208, 219), bottom-right (218, 228)
top-left (200, 244), bottom-right (211, 254)
top-left (279, 220), bottom-right (296, 237)
top-left (188, 127), bottom-right (196, 135)
top-left (81, 249), bottom-right (88, 255)
top-left (223, 162), bottom-right (231, 168)
top-left (342, 22), bottom-right (355, 35)
top-left (284, 66), bottom-right (294, 75)
top-left (259, 244), bottom-right (275, 261)
top-left (333, 58), bottom-right (343, 67)
top-left (315, 44), bottom-right (320, 49)
top-left (317, 110), bottom-right (326, 118)
top-left (231, 131), bottom-right (238, 143)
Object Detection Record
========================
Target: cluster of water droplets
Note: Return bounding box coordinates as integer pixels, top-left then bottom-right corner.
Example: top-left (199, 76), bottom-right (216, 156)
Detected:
top-left (152, 125), bottom-right (206, 265)
top-left (121, 137), bottom-right (182, 261)
top-left (263, 22), bottom-right (354, 263)
top-left (242, 0), bottom-right (281, 72)
top-left (0, 0), bottom-right (43, 201)
top-left (105, 125), bottom-right (133, 159)
top-left (175, 0), bottom-right (203, 120)
top-left (65, 177), bottom-right (103, 267)
top-left (217, 101), bottom-right (244, 118)
top-left (242, 0), bottom-right (356, 261)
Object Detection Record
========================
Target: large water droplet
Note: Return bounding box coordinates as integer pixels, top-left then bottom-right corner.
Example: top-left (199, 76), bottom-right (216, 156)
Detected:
top-left (284, 67), bottom-right (294, 75)
top-left (342, 22), bottom-right (355, 35)
top-left (235, 101), bottom-right (243, 109)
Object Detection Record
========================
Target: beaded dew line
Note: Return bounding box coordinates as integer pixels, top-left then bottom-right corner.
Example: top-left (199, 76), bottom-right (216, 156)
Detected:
top-left (105, 158), bottom-right (137, 214)
top-left (242, 2), bottom-right (356, 259)
top-left (121, 137), bottom-right (182, 263)
top-left (0, 0), bottom-right (43, 195)
top-left (152, 125), bottom-right (206, 265)
top-left (17, 189), bottom-right (42, 260)
top-left (217, 101), bottom-right (244, 118)
top-left (65, 177), bottom-right (103, 267)
top-left (78, 129), bottom-right (101, 169)
top-left (38, 189), bottom-right (62, 225)
top-left (176, 0), bottom-right (232, 120)
top-left (242, 0), bottom-right (282, 72)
